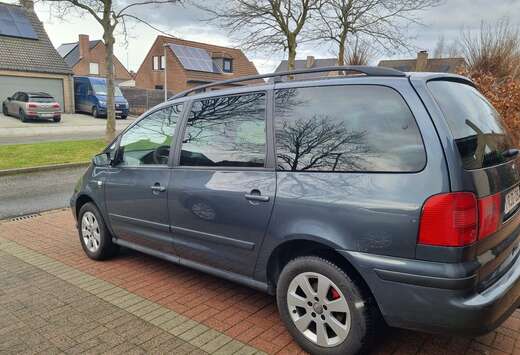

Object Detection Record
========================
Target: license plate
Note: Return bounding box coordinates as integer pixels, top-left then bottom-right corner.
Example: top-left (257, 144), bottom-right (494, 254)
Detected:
top-left (505, 186), bottom-right (520, 215)
top-left (40, 113), bottom-right (53, 117)
top-left (115, 110), bottom-right (122, 114)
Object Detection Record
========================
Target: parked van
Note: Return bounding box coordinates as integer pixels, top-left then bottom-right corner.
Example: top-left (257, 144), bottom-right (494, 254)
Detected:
top-left (74, 76), bottom-right (129, 119)
top-left (70, 66), bottom-right (520, 355)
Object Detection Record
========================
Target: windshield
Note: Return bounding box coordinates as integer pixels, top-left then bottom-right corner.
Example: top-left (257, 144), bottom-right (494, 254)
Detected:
top-left (428, 80), bottom-right (515, 170)
top-left (92, 83), bottom-right (123, 97)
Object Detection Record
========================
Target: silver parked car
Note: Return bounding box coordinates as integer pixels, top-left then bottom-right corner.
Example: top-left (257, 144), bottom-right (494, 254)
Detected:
top-left (2, 91), bottom-right (61, 122)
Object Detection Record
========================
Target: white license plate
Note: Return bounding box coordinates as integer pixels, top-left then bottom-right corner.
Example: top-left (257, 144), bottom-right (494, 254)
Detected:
top-left (40, 113), bottom-right (53, 117)
top-left (505, 186), bottom-right (520, 215)
top-left (115, 110), bottom-right (122, 114)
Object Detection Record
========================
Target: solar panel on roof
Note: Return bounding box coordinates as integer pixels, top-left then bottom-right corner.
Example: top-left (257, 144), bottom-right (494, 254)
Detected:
top-left (0, 4), bottom-right (37, 40)
top-left (169, 44), bottom-right (221, 73)
top-left (57, 43), bottom-right (77, 58)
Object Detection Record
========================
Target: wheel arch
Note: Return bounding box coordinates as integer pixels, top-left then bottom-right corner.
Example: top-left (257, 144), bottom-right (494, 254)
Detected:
top-left (265, 238), bottom-right (375, 303)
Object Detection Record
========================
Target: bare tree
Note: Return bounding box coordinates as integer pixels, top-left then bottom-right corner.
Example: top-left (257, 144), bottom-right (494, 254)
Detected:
top-left (433, 35), bottom-right (462, 58)
top-left (42, 0), bottom-right (182, 142)
top-left (200, 0), bottom-right (323, 71)
top-left (313, 0), bottom-right (441, 65)
top-left (344, 35), bottom-right (371, 65)
top-left (460, 18), bottom-right (520, 80)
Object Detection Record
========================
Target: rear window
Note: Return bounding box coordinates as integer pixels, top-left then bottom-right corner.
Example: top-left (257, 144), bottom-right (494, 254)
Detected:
top-left (29, 96), bottom-right (54, 103)
top-left (428, 80), bottom-right (515, 170)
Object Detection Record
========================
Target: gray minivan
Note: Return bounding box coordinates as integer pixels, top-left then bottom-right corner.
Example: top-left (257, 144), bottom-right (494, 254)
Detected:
top-left (70, 66), bottom-right (520, 355)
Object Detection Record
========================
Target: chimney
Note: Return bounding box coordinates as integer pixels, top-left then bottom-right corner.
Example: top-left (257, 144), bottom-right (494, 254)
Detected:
top-left (78, 34), bottom-right (90, 60)
top-left (19, 0), bottom-right (34, 10)
top-left (306, 56), bottom-right (316, 68)
top-left (416, 51), bottom-right (428, 71)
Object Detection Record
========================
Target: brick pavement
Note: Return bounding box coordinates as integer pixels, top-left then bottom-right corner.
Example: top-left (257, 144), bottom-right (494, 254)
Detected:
top-left (1, 209), bottom-right (520, 354)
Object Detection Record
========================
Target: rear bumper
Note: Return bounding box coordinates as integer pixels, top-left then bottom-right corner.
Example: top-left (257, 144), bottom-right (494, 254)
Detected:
top-left (339, 250), bottom-right (520, 336)
top-left (26, 113), bottom-right (60, 119)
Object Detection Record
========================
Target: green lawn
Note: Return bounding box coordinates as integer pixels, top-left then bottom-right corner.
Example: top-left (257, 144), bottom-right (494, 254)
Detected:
top-left (0, 139), bottom-right (106, 170)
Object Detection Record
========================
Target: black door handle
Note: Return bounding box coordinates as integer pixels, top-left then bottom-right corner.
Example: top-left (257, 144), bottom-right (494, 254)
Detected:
top-left (245, 189), bottom-right (270, 202)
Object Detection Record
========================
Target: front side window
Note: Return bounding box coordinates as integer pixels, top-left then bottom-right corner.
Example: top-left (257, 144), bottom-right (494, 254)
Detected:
top-left (180, 92), bottom-right (266, 167)
top-left (274, 85), bottom-right (426, 172)
top-left (118, 104), bottom-right (182, 166)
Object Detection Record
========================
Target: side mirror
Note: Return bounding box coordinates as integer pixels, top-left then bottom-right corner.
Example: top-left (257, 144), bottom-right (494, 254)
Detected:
top-left (92, 152), bottom-right (111, 167)
top-left (7, 97), bottom-right (11, 101)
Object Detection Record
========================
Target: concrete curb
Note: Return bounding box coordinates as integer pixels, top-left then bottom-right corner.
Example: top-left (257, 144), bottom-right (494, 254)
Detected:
top-left (0, 161), bottom-right (90, 177)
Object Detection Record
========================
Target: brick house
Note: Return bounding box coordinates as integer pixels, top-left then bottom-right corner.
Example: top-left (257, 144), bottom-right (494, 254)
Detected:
top-left (134, 36), bottom-right (260, 93)
top-left (378, 51), bottom-right (466, 73)
top-left (0, 0), bottom-right (74, 112)
top-left (57, 34), bottom-right (132, 84)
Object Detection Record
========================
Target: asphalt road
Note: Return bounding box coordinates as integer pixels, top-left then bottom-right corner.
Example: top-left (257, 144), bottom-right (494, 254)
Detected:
top-left (0, 166), bottom-right (86, 220)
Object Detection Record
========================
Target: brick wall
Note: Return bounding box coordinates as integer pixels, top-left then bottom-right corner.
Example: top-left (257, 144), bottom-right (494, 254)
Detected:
top-left (72, 39), bottom-right (132, 82)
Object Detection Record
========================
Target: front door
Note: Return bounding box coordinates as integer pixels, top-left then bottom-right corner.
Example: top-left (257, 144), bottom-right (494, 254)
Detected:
top-left (105, 104), bottom-right (183, 254)
top-left (168, 92), bottom-right (275, 277)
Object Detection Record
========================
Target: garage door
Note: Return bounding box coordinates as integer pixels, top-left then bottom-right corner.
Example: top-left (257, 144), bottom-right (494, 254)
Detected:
top-left (0, 75), bottom-right (64, 108)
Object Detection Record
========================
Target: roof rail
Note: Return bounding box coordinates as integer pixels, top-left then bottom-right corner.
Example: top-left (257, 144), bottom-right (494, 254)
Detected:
top-left (168, 65), bottom-right (406, 100)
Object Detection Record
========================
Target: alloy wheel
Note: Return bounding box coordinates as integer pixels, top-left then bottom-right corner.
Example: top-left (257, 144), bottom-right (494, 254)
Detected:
top-left (81, 211), bottom-right (101, 253)
top-left (287, 272), bottom-right (351, 347)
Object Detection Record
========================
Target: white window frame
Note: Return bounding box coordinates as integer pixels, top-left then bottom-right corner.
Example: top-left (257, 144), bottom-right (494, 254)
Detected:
top-left (153, 56), bottom-right (159, 70)
top-left (89, 62), bottom-right (99, 75)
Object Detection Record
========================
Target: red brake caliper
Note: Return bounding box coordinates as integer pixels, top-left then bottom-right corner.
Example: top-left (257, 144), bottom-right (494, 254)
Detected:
top-left (330, 287), bottom-right (341, 300)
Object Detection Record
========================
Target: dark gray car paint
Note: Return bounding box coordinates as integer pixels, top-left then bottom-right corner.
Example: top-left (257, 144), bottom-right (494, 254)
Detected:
top-left (71, 73), bottom-right (520, 336)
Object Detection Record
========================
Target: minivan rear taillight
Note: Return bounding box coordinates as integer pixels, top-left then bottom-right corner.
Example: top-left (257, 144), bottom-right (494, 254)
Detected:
top-left (418, 192), bottom-right (502, 247)
top-left (52, 103), bottom-right (60, 109)
top-left (27, 103), bottom-right (38, 108)
top-left (418, 193), bottom-right (478, 247)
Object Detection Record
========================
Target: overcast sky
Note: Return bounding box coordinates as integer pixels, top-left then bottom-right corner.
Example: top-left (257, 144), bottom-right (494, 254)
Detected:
top-left (24, 0), bottom-right (520, 73)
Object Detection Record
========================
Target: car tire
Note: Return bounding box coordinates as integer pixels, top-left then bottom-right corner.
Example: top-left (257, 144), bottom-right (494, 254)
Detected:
top-left (92, 106), bottom-right (100, 118)
top-left (19, 109), bottom-right (28, 122)
top-left (53, 116), bottom-right (61, 123)
top-left (2, 104), bottom-right (7, 116)
top-left (78, 202), bottom-right (119, 260)
top-left (276, 256), bottom-right (377, 355)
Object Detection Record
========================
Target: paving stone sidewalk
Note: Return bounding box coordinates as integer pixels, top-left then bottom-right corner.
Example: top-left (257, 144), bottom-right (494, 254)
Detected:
top-left (0, 250), bottom-right (208, 354)
top-left (2, 210), bottom-right (520, 355)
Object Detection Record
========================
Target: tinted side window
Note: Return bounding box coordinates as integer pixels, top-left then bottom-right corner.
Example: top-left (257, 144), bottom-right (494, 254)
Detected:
top-left (274, 85), bottom-right (426, 172)
top-left (118, 104), bottom-right (182, 166)
top-left (180, 93), bottom-right (266, 168)
top-left (428, 80), bottom-right (514, 170)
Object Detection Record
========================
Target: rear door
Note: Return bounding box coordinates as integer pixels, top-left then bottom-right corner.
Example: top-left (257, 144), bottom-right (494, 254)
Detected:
top-left (427, 79), bottom-right (520, 289)
top-left (105, 104), bottom-right (182, 254)
top-left (167, 91), bottom-right (275, 277)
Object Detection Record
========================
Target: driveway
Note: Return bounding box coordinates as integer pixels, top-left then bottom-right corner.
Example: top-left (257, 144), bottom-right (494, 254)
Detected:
top-left (0, 112), bottom-right (136, 145)
top-left (1, 210), bottom-right (519, 354)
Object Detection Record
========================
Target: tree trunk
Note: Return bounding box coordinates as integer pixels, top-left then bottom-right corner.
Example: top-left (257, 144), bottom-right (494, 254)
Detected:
top-left (104, 27), bottom-right (116, 143)
top-left (338, 39), bottom-right (346, 66)
top-left (287, 33), bottom-right (297, 71)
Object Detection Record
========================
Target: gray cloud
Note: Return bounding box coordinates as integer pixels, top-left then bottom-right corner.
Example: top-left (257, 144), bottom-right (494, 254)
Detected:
top-left (33, 0), bottom-right (520, 73)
